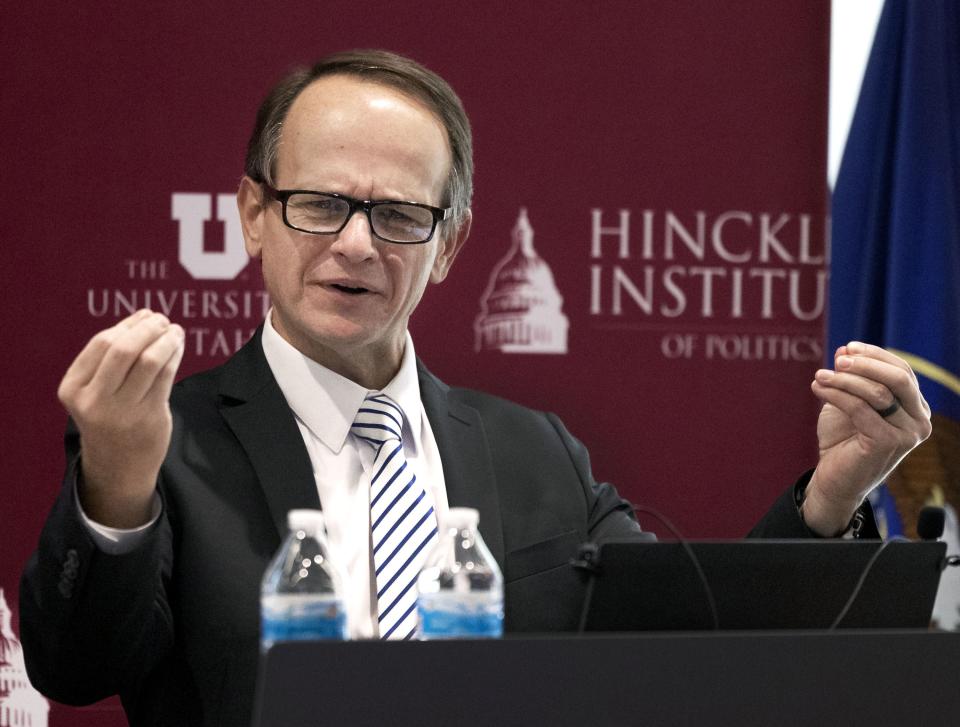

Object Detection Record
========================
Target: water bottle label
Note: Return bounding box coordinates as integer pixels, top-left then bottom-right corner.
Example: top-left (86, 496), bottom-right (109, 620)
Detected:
top-left (418, 595), bottom-right (503, 639)
top-left (261, 594), bottom-right (347, 644)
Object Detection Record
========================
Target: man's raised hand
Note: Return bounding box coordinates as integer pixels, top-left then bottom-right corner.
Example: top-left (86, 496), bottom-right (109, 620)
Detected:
top-left (804, 342), bottom-right (932, 536)
top-left (58, 310), bottom-right (185, 528)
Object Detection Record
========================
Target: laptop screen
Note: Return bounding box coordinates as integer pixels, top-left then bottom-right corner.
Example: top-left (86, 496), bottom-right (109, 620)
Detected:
top-left (582, 540), bottom-right (945, 631)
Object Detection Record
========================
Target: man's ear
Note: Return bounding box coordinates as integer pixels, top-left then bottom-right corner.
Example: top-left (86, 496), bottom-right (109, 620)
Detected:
top-left (430, 209), bottom-right (472, 284)
top-left (237, 176), bottom-right (267, 259)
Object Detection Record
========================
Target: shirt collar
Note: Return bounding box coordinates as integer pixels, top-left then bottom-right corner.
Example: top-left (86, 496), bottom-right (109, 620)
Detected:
top-left (380, 328), bottom-right (422, 450)
top-left (260, 311), bottom-right (422, 454)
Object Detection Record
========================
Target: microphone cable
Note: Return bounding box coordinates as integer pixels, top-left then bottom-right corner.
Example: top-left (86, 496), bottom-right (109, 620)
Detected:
top-left (632, 505), bottom-right (720, 630)
top-left (828, 536), bottom-right (908, 629)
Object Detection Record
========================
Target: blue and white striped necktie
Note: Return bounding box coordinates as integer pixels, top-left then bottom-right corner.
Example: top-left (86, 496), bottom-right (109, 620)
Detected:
top-left (352, 392), bottom-right (438, 640)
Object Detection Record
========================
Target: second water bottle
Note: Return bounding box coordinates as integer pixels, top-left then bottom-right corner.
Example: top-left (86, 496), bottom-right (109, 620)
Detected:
top-left (417, 507), bottom-right (504, 639)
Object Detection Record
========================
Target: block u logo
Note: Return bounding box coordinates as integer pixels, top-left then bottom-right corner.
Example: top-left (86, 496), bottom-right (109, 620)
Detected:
top-left (171, 193), bottom-right (249, 280)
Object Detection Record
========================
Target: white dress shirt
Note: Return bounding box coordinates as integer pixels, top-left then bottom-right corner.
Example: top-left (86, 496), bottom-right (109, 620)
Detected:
top-left (261, 314), bottom-right (448, 638)
top-left (80, 312), bottom-right (448, 639)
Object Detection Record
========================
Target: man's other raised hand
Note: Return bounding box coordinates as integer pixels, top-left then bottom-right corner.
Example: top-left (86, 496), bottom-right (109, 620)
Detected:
top-left (805, 342), bottom-right (932, 536)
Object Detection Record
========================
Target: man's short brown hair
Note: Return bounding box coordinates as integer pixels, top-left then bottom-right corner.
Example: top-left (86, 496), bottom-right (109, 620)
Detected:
top-left (244, 49), bottom-right (473, 230)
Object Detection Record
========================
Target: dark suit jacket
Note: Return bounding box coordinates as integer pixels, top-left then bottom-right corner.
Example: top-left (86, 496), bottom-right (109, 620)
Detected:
top-left (20, 329), bottom-right (846, 727)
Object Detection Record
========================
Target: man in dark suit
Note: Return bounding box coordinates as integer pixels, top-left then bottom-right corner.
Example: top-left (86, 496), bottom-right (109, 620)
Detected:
top-left (21, 50), bottom-right (931, 727)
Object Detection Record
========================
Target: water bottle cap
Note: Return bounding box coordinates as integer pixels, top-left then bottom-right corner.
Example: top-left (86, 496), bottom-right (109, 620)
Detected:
top-left (287, 509), bottom-right (325, 534)
top-left (444, 507), bottom-right (480, 529)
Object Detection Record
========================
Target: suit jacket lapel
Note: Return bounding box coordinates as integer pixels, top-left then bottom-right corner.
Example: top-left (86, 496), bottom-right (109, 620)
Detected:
top-left (217, 328), bottom-right (320, 538)
top-left (418, 361), bottom-right (505, 569)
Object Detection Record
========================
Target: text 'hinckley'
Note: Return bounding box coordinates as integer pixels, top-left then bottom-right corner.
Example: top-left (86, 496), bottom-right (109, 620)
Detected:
top-left (588, 208), bottom-right (828, 321)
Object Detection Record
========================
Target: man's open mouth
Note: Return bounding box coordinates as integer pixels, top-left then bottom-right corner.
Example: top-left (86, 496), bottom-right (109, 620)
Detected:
top-left (331, 284), bottom-right (369, 295)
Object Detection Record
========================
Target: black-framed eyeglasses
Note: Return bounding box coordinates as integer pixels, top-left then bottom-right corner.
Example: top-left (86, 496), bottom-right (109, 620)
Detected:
top-left (262, 184), bottom-right (449, 244)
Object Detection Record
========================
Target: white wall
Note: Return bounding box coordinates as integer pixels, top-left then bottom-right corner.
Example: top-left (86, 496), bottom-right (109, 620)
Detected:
top-left (828, 0), bottom-right (885, 188)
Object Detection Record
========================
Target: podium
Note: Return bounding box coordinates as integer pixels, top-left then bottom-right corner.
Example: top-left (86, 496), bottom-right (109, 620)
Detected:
top-left (252, 630), bottom-right (960, 726)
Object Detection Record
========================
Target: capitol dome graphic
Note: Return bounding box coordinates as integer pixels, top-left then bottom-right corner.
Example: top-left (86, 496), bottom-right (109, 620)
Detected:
top-left (474, 208), bottom-right (569, 354)
top-left (0, 589), bottom-right (49, 727)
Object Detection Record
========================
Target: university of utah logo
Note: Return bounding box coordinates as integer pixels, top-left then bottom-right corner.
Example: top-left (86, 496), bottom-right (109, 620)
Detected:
top-left (171, 193), bottom-right (248, 280)
top-left (474, 209), bottom-right (569, 354)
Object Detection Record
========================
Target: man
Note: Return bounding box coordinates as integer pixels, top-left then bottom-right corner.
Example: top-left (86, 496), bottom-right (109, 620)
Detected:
top-left (21, 50), bottom-right (931, 727)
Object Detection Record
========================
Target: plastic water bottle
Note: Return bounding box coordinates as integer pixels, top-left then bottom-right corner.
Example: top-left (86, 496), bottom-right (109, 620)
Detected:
top-left (417, 507), bottom-right (504, 639)
top-left (261, 509), bottom-right (347, 649)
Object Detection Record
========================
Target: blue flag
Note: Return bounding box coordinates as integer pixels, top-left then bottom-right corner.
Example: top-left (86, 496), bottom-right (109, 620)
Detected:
top-left (828, 0), bottom-right (960, 422)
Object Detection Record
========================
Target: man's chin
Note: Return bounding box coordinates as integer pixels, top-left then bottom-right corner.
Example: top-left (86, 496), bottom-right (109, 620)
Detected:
top-left (287, 319), bottom-right (399, 357)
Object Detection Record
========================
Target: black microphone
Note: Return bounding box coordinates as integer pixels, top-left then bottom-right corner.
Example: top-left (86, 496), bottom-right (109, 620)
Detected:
top-left (917, 505), bottom-right (960, 569)
top-left (917, 505), bottom-right (946, 541)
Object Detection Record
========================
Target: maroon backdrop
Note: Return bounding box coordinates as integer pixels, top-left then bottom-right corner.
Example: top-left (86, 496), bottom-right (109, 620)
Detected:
top-left (2, 2), bottom-right (830, 723)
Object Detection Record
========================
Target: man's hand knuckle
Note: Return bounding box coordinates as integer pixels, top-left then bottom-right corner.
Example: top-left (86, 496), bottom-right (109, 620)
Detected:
top-left (57, 381), bottom-right (75, 406)
top-left (94, 328), bottom-right (120, 349)
top-left (106, 342), bottom-right (138, 363)
top-left (892, 369), bottom-right (911, 390)
top-left (140, 350), bottom-right (165, 369)
top-left (71, 391), bottom-right (93, 416)
top-left (856, 399), bottom-right (875, 415)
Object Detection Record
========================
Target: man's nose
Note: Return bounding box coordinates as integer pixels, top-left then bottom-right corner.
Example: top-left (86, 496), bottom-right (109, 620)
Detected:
top-left (330, 210), bottom-right (377, 262)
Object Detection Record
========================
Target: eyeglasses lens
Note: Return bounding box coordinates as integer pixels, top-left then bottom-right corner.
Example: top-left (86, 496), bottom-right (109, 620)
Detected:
top-left (285, 193), bottom-right (434, 243)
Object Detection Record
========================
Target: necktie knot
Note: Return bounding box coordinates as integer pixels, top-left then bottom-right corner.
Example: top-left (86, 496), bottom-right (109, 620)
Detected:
top-left (352, 393), bottom-right (405, 449)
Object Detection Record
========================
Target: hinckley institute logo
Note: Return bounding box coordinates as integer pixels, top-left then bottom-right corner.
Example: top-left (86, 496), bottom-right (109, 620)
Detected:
top-left (0, 588), bottom-right (49, 726)
top-left (474, 204), bottom-right (831, 362)
top-left (474, 209), bottom-right (570, 354)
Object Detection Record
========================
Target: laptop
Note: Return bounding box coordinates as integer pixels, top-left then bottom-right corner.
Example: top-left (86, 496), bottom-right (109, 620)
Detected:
top-left (580, 539), bottom-right (946, 631)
